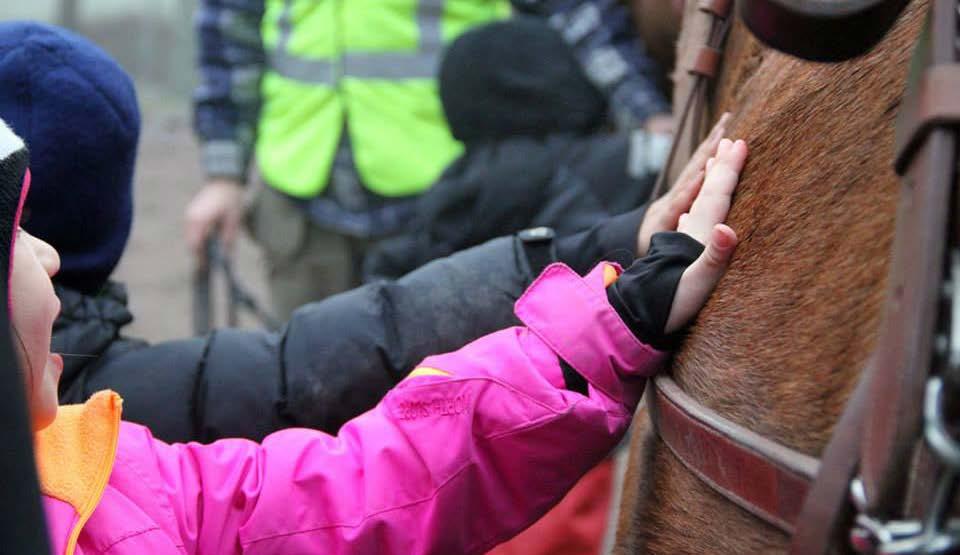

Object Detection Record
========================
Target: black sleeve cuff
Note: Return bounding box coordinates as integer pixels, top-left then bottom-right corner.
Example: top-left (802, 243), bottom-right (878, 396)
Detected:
top-left (554, 207), bottom-right (646, 275)
top-left (606, 232), bottom-right (704, 350)
top-left (515, 227), bottom-right (558, 281)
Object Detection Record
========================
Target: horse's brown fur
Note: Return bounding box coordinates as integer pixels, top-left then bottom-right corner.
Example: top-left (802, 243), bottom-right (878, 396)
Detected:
top-left (614, 3), bottom-right (928, 553)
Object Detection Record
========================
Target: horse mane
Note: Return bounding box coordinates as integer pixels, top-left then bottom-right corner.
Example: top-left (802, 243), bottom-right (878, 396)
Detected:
top-left (614, 2), bottom-right (928, 553)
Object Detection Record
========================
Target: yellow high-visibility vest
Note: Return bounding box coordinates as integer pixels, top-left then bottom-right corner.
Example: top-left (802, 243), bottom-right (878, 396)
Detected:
top-left (258, 0), bottom-right (510, 198)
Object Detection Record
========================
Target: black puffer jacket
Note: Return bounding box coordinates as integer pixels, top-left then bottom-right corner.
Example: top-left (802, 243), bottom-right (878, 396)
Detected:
top-left (57, 238), bottom-right (527, 442)
top-left (55, 282), bottom-right (147, 401)
top-left (364, 133), bottom-right (656, 280)
top-left (54, 211), bottom-right (643, 443)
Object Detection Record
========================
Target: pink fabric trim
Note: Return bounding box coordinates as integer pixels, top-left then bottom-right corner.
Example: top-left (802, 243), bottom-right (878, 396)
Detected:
top-left (8, 168), bottom-right (30, 313)
top-left (43, 494), bottom-right (78, 555)
top-left (515, 263), bottom-right (665, 408)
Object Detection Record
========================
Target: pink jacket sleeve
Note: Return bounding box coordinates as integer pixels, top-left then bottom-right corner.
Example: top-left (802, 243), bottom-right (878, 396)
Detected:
top-left (139, 262), bottom-right (665, 555)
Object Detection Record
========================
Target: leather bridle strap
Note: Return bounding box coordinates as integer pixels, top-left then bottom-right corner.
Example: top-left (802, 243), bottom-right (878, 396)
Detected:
top-left (859, 0), bottom-right (960, 518)
top-left (790, 1), bottom-right (960, 552)
top-left (648, 376), bottom-right (820, 534)
top-left (788, 370), bottom-right (872, 554)
top-left (649, 0), bottom-right (733, 201)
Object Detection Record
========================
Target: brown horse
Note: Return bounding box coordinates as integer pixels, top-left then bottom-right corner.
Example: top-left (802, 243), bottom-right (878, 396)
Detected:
top-left (614, 2), bottom-right (929, 553)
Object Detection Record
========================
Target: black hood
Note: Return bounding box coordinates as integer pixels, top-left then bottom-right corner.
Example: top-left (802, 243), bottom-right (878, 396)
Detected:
top-left (439, 16), bottom-right (607, 143)
top-left (0, 116), bottom-right (53, 553)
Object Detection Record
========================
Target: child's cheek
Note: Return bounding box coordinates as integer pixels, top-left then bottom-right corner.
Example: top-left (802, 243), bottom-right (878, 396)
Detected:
top-left (11, 304), bottom-right (53, 384)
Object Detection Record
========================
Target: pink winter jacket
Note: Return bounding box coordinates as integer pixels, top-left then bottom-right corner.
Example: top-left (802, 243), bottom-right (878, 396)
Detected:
top-left (38, 263), bottom-right (664, 555)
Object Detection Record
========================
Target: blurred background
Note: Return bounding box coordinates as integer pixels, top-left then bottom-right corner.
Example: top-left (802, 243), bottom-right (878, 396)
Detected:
top-left (2, 0), bottom-right (194, 95)
top-left (0, 1), bottom-right (267, 342)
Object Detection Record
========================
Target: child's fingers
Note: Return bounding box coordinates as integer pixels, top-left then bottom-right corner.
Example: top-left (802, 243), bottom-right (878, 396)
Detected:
top-left (689, 119), bottom-right (726, 170)
top-left (662, 170), bottom-right (703, 235)
top-left (674, 113), bottom-right (731, 190)
top-left (637, 169), bottom-right (703, 255)
top-left (699, 224), bottom-right (738, 270)
top-left (665, 224), bottom-right (738, 333)
top-left (668, 169), bottom-right (704, 215)
top-left (700, 113), bottom-right (732, 152)
top-left (683, 139), bottom-right (748, 243)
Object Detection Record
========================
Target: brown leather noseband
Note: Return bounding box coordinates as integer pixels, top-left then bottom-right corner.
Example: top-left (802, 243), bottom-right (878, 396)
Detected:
top-left (649, 376), bottom-right (819, 534)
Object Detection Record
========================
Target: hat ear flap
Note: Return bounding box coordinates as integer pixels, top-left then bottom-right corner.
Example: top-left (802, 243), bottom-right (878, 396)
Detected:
top-left (0, 120), bottom-right (30, 307)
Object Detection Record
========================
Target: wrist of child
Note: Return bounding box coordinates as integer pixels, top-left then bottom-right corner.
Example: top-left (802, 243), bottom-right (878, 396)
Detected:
top-left (606, 232), bottom-right (704, 350)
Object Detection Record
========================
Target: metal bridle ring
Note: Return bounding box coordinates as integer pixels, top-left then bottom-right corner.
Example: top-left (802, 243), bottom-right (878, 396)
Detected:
top-left (925, 376), bottom-right (960, 469)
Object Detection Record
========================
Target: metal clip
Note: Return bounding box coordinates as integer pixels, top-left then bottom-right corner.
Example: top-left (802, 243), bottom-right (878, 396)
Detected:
top-left (849, 508), bottom-right (960, 554)
top-left (850, 479), bottom-right (923, 553)
top-left (848, 378), bottom-right (960, 554)
top-left (948, 249), bottom-right (960, 374)
top-left (925, 377), bottom-right (960, 471)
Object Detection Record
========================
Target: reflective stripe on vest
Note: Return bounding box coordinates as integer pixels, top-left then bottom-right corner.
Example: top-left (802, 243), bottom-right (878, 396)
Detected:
top-left (269, 0), bottom-right (445, 83)
top-left (257, 0), bottom-right (509, 198)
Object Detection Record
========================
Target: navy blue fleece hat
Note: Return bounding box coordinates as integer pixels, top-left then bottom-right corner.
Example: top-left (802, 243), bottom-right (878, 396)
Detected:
top-left (0, 22), bottom-right (139, 294)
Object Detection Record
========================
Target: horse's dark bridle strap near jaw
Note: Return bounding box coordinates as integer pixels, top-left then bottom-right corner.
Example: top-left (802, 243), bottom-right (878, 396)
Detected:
top-left (648, 376), bottom-right (820, 534)
top-left (857, 0), bottom-right (960, 518)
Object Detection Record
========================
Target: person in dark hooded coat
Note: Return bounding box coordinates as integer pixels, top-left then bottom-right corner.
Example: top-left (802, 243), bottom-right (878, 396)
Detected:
top-left (0, 21), bottom-right (721, 444)
top-left (363, 17), bottom-right (672, 281)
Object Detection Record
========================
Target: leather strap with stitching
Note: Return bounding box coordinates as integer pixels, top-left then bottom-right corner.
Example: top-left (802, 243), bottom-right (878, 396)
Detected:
top-left (690, 46), bottom-right (724, 78)
top-left (649, 376), bottom-right (820, 534)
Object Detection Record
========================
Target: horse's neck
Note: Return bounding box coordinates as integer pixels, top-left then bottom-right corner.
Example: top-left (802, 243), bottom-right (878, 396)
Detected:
top-left (613, 4), bottom-right (929, 554)
top-left (672, 4), bottom-right (925, 454)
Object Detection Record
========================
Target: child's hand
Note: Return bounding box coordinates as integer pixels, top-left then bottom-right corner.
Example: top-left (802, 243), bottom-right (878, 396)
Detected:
top-left (607, 133), bottom-right (746, 349)
top-left (637, 113), bottom-right (732, 256)
top-left (664, 138), bottom-right (747, 333)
